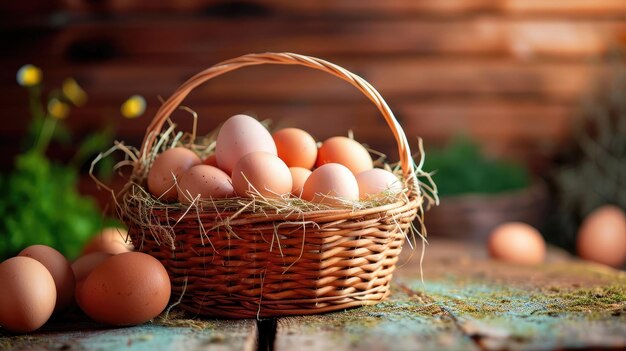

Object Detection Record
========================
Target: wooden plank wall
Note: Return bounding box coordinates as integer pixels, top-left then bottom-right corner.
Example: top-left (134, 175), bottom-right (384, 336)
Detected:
top-left (1, 0), bottom-right (626, 173)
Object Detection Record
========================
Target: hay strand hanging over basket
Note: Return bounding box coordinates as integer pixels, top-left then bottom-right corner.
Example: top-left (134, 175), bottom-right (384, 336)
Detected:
top-left (110, 52), bottom-right (434, 318)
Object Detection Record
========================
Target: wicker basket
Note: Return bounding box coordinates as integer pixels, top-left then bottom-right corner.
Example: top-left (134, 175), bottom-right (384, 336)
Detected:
top-left (120, 52), bottom-right (424, 318)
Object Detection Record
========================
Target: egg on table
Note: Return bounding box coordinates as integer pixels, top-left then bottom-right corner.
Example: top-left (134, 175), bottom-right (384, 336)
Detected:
top-left (231, 151), bottom-right (292, 198)
top-left (71, 252), bottom-right (113, 304)
top-left (273, 128), bottom-right (318, 169)
top-left (82, 227), bottom-right (133, 256)
top-left (302, 163), bottom-right (359, 206)
top-left (77, 252), bottom-right (171, 326)
top-left (316, 136), bottom-right (373, 175)
top-left (18, 245), bottom-right (75, 313)
top-left (177, 165), bottom-right (235, 203)
top-left (148, 147), bottom-right (202, 201)
top-left (487, 222), bottom-right (546, 265)
top-left (0, 257), bottom-right (57, 333)
top-left (216, 114), bottom-right (277, 174)
top-left (577, 205), bottom-right (626, 267)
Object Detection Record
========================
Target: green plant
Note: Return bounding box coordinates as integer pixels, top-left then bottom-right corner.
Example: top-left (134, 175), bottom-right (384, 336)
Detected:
top-left (423, 136), bottom-right (531, 197)
top-left (0, 65), bottom-right (119, 260)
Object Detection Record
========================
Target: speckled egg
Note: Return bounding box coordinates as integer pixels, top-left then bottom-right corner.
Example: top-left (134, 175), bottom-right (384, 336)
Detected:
top-left (77, 252), bottom-right (171, 326)
top-left (177, 165), bottom-right (235, 203)
top-left (147, 147), bottom-right (202, 201)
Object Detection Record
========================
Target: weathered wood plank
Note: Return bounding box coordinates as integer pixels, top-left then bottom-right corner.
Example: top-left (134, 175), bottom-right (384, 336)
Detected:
top-left (394, 239), bottom-right (626, 351)
top-left (275, 239), bottom-right (626, 351)
top-left (275, 289), bottom-right (479, 351)
top-left (0, 315), bottom-right (257, 351)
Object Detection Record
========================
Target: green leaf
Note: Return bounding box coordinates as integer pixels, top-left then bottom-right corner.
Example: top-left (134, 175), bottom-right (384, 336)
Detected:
top-left (423, 136), bottom-right (530, 197)
top-left (0, 151), bottom-right (109, 260)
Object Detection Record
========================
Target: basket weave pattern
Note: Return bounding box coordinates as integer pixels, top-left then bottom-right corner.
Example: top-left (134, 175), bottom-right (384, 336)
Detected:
top-left (122, 53), bottom-right (422, 318)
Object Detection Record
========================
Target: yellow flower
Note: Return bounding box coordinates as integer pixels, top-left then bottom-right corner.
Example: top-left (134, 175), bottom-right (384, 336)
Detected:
top-left (16, 64), bottom-right (42, 87)
top-left (48, 98), bottom-right (70, 119)
top-left (62, 78), bottom-right (88, 106)
top-left (121, 95), bottom-right (146, 119)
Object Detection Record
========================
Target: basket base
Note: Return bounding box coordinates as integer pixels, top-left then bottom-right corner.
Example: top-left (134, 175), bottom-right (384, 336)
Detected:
top-left (176, 288), bottom-right (391, 319)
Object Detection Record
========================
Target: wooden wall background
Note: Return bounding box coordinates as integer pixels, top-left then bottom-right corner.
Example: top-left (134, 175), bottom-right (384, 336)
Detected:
top-left (2, 0), bottom-right (626, 175)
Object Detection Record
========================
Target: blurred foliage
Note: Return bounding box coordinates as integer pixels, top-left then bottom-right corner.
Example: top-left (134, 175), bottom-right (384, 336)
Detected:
top-left (550, 52), bottom-right (626, 251)
top-left (423, 136), bottom-right (531, 197)
top-left (0, 66), bottom-right (118, 260)
top-left (0, 152), bottom-right (115, 259)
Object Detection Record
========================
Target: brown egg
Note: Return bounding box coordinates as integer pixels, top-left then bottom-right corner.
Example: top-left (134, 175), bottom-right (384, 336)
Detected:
top-left (577, 205), bottom-right (626, 267)
top-left (216, 114), bottom-right (277, 174)
top-left (72, 252), bottom-right (112, 284)
top-left (289, 167), bottom-right (312, 197)
top-left (231, 151), bottom-right (292, 198)
top-left (72, 252), bottom-right (113, 307)
top-left (273, 128), bottom-right (318, 169)
top-left (148, 147), bottom-right (202, 201)
top-left (302, 163), bottom-right (359, 206)
top-left (487, 222), bottom-right (545, 265)
top-left (18, 245), bottom-right (75, 313)
top-left (203, 154), bottom-right (218, 167)
top-left (0, 257), bottom-right (56, 333)
top-left (82, 227), bottom-right (133, 256)
top-left (77, 252), bottom-right (171, 326)
top-left (177, 165), bottom-right (235, 203)
top-left (316, 136), bottom-right (373, 175)
top-left (356, 168), bottom-right (402, 200)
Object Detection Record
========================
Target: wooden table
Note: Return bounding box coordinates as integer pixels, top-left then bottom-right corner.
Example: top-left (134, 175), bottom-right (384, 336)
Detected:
top-left (2, 239), bottom-right (625, 351)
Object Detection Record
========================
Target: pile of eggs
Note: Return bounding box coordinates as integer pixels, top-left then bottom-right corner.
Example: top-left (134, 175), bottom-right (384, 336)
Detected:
top-left (148, 114), bottom-right (403, 206)
top-left (0, 228), bottom-right (171, 333)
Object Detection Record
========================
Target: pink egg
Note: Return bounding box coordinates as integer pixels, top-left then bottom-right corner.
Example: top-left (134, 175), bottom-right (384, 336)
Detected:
top-left (177, 165), bottom-right (235, 203)
top-left (216, 114), bottom-right (277, 174)
top-left (302, 163), bottom-right (359, 206)
top-left (231, 152), bottom-right (292, 198)
top-left (356, 168), bottom-right (402, 200)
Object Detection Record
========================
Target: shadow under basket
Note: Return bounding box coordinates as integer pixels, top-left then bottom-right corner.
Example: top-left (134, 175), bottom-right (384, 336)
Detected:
top-left (118, 52), bottom-right (426, 318)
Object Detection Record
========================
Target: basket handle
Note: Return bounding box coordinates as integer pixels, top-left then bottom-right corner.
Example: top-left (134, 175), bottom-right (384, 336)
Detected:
top-left (138, 52), bottom-right (417, 185)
